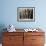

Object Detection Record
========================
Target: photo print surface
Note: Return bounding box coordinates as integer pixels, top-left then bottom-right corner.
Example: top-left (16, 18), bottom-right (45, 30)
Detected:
top-left (17, 7), bottom-right (35, 22)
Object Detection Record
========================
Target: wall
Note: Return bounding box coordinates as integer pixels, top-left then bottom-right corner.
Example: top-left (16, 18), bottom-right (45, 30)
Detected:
top-left (0, 0), bottom-right (46, 29)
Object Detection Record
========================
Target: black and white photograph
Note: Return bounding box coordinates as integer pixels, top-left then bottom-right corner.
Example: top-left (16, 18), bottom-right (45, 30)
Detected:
top-left (17, 7), bottom-right (35, 22)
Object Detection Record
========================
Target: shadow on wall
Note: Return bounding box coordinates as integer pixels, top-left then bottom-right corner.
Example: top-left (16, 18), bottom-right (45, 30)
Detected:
top-left (0, 24), bottom-right (7, 43)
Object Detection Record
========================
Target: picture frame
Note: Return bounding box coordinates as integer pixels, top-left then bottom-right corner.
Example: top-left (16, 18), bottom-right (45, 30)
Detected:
top-left (17, 7), bottom-right (35, 22)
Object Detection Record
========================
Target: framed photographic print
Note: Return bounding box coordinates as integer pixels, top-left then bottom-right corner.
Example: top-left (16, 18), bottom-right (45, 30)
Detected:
top-left (17, 7), bottom-right (35, 22)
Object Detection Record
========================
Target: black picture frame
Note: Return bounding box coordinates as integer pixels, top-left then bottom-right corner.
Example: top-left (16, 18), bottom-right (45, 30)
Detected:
top-left (17, 7), bottom-right (35, 22)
